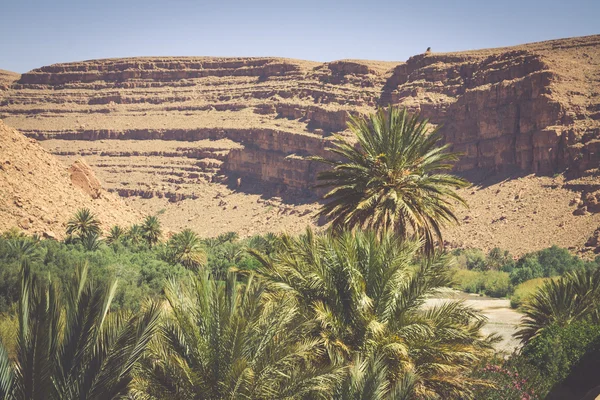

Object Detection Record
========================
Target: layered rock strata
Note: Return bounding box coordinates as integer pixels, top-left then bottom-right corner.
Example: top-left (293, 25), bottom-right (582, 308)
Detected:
top-left (0, 35), bottom-right (598, 202)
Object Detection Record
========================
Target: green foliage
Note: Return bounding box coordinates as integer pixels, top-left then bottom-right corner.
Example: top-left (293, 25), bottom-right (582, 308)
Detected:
top-left (106, 225), bottom-right (125, 244)
top-left (141, 215), bottom-right (162, 247)
top-left (516, 266), bottom-right (600, 343)
top-left (251, 228), bottom-right (497, 398)
top-left (451, 268), bottom-right (512, 298)
top-left (471, 356), bottom-right (543, 400)
top-left (510, 278), bottom-right (550, 309)
top-left (0, 234), bottom-right (186, 313)
top-left (488, 247), bottom-right (515, 272)
top-left (463, 248), bottom-right (487, 271)
top-left (0, 262), bottom-right (161, 399)
top-left (136, 271), bottom-right (344, 399)
top-left (312, 106), bottom-right (469, 253)
top-left (0, 314), bottom-right (17, 359)
top-left (66, 208), bottom-right (100, 239)
top-left (510, 246), bottom-right (590, 285)
top-left (165, 229), bottom-right (206, 271)
top-left (521, 320), bottom-right (600, 389)
top-left (452, 247), bottom-right (515, 272)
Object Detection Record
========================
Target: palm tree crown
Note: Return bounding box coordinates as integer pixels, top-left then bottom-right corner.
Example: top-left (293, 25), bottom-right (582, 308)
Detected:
top-left (167, 229), bottom-right (206, 271)
top-left (136, 271), bottom-right (343, 399)
top-left (66, 208), bottom-right (101, 239)
top-left (250, 228), bottom-right (495, 398)
top-left (141, 216), bottom-right (162, 247)
top-left (312, 106), bottom-right (469, 253)
top-left (516, 266), bottom-right (600, 343)
top-left (0, 261), bottom-right (161, 400)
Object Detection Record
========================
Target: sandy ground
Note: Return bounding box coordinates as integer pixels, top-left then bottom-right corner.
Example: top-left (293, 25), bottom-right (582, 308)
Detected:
top-left (425, 289), bottom-right (523, 353)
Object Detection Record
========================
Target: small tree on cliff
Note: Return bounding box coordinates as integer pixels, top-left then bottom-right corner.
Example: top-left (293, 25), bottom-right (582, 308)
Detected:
top-left (312, 106), bottom-right (468, 253)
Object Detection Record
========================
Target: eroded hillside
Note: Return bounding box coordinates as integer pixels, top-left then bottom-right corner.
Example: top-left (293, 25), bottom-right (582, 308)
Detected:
top-left (0, 35), bottom-right (599, 253)
top-left (0, 121), bottom-right (141, 238)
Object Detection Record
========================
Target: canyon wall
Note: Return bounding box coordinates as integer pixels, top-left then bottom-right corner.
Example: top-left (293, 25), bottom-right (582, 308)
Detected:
top-left (0, 35), bottom-right (599, 202)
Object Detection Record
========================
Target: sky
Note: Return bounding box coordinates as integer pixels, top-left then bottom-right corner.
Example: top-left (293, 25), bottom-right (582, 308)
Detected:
top-left (1, 0), bottom-right (598, 73)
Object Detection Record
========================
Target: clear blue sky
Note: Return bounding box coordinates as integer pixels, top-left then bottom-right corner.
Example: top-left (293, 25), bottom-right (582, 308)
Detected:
top-left (1, 0), bottom-right (598, 73)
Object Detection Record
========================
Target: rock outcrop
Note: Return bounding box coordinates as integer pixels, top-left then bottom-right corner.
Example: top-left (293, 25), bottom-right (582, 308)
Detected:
top-left (69, 158), bottom-right (103, 199)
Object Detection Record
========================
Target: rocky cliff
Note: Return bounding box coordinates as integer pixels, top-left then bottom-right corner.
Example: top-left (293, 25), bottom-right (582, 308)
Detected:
top-left (1, 35), bottom-right (599, 201)
top-left (1, 35), bottom-right (599, 252)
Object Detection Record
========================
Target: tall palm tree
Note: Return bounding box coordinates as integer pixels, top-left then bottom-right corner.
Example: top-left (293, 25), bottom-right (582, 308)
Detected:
top-left (515, 267), bottom-right (600, 343)
top-left (250, 228), bottom-right (496, 399)
top-left (0, 261), bottom-right (161, 400)
top-left (141, 216), bottom-right (162, 247)
top-left (135, 271), bottom-right (343, 399)
top-left (66, 208), bottom-right (101, 239)
top-left (312, 106), bottom-right (469, 253)
top-left (167, 229), bottom-right (206, 271)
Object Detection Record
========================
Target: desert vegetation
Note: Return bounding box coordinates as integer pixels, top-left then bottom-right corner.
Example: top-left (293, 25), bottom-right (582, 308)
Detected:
top-left (0, 106), bottom-right (599, 399)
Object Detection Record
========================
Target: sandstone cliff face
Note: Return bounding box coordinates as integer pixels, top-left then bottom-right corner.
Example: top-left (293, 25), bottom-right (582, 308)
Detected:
top-left (0, 36), bottom-right (598, 202)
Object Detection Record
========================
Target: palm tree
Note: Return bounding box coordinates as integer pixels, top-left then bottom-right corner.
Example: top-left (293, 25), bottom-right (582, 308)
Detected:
top-left (515, 267), bottom-right (600, 343)
top-left (135, 271), bottom-right (343, 399)
top-left (312, 106), bottom-right (469, 253)
top-left (334, 353), bottom-right (416, 400)
top-left (106, 225), bottom-right (125, 244)
top-left (167, 229), bottom-right (206, 271)
top-left (250, 228), bottom-right (496, 398)
top-left (126, 224), bottom-right (144, 246)
top-left (7, 237), bottom-right (41, 262)
top-left (141, 216), bottom-right (162, 247)
top-left (0, 261), bottom-right (161, 399)
top-left (80, 232), bottom-right (102, 251)
top-left (66, 208), bottom-right (101, 239)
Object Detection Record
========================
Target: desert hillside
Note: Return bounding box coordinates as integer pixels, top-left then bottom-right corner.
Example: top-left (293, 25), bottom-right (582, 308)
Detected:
top-left (0, 120), bottom-right (141, 238)
top-left (0, 34), bottom-right (599, 254)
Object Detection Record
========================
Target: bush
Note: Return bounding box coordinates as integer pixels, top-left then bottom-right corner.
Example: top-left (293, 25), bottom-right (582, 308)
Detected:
top-left (471, 356), bottom-right (544, 400)
top-left (510, 278), bottom-right (550, 309)
top-left (481, 270), bottom-right (513, 297)
top-left (452, 268), bottom-right (512, 298)
top-left (453, 247), bottom-right (515, 272)
top-left (510, 255), bottom-right (543, 285)
top-left (521, 320), bottom-right (600, 391)
top-left (452, 268), bottom-right (482, 293)
top-left (510, 246), bottom-right (591, 285)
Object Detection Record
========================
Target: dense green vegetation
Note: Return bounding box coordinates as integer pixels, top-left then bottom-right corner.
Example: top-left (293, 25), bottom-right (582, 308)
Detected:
top-left (449, 245), bottom-right (600, 305)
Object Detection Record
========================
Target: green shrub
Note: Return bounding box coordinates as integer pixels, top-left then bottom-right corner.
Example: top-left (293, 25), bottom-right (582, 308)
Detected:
top-left (480, 270), bottom-right (512, 297)
top-left (488, 247), bottom-right (515, 272)
top-left (510, 278), bottom-right (550, 309)
top-left (520, 320), bottom-right (600, 391)
top-left (452, 268), bottom-right (482, 293)
top-left (451, 268), bottom-right (512, 297)
top-left (510, 246), bottom-right (591, 285)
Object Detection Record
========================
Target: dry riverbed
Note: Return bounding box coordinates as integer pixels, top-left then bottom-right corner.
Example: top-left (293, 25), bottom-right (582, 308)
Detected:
top-left (425, 289), bottom-right (523, 352)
